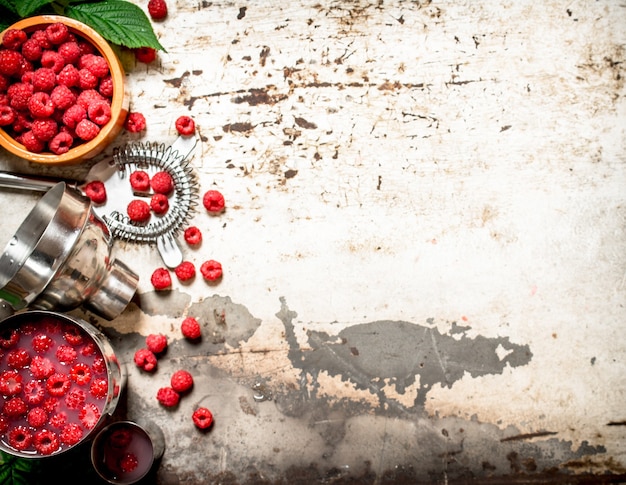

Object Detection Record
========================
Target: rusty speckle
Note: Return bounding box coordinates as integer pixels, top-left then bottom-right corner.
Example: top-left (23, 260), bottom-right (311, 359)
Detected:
top-left (350, 347), bottom-right (359, 356)
top-left (295, 117), bottom-right (317, 129)
top-left (239, 396), bottom-right (256, 416)
top-left (237, 6), bottom-right (247, 19)
top-left (284, 169), bottom-right (298, 179)
top-left (500, 431), bottom-right (558, 442)
top-left (260, 46), bottom-right (271, 67)
top-left (232, 88), bottom-right (287, 106)
top-left (164, 71), bottom-right (190, 88)
top-left (223, 122), bottom-right (255, 133)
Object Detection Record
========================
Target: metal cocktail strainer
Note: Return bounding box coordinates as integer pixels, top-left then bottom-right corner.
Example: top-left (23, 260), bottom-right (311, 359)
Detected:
top-left (0, 136), bottom-right (199, 268)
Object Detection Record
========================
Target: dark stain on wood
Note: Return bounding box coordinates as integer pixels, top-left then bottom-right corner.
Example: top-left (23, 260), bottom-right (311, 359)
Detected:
top-left (500, 431), bottom-right (558, 442)
top-left (164, 71), bottom-right (190, 88)
top-left (295, 117), bottom-right (317, 129)
top-left (223, 122), bottom-right (255, 133)
top-left (232, 88), bottom-right (287, 106)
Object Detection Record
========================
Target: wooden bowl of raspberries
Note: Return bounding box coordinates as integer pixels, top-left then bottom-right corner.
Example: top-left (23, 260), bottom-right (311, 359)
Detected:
top-left (0, 15), bottom-right (128, 165)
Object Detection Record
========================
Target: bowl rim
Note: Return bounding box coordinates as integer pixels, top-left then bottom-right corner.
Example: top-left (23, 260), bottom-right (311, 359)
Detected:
top-left (0, 15), bottom-right (128, 165)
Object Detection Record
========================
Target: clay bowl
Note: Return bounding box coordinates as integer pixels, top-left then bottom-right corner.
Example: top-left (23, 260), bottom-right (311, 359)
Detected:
top-left (0, 15), bottom-right (128, 165)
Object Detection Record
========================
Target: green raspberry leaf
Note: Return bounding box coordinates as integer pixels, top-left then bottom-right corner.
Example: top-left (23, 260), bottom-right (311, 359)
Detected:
top-left (66, 0), bottom-right (165, 51)
top-left (0, 0), bottom-right (17, 15)
top-left (14, 0), bottom-right (54, 17)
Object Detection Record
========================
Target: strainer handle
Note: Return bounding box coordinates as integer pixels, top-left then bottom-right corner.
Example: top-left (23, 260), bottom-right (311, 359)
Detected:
top-left (0, 171), bottom-right (79, 192)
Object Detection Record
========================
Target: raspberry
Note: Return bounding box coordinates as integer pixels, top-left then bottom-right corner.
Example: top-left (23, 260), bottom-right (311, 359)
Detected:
top-left (60, 423), bottom-right (83, 446)
top-left (0, 105), bottom-right (15, 126)
top-left (33, 429), bottom-right (60, 455)
top-left (32, 67), bottom-right (56, 92)
top-left (57, 63), bottom-right (80, 87)
top-left (30, 356), bottom-right (55, 379)
top-left (148, 0), bottom-right (168, 20)
top-left (56, 344), bottom-right (77, 364)
top-left (175, 115), bottom-right (195, 136)
top-left (200, 260), bottom-right (223, 282)
top-left (174, 261), bottom-right (196, 281)
top-left (78, 67), bottom-right (98, 89)
top-left (78, 402), bottom-right (100, 429)
top-left (58, 41), bottom-right (80, 64)
top-left (109, 428), bottom-right (132, 448)
top-left (40, 50), bottom-right (64, 73)
top-left (3, 397), bottom-right (27, 418)
top-left (89, 377), bottom-right (108, 399)
top-left (133, 348), bottom-right (157, 372)
top-left (92, 356), bottom-right (106, 374)
top-left (135, 47), bottom-right (156, 64)
top-left (65, 387), bottom-right (86, 409)
top-left (81, 341), bottom-right (97, 357)
top-left (192, 407), bottom-right (213, 429)
top-left (2, 29), bottom-right (27, 50)
top-left (87, 99), bottom-right (111, 125)
top-left (46, 22), bottom-right (69, 45)
top-left (0, 75), bottom-right (9, 92)
top-left (7, 348), bottom-right (31, 369)
top-left (79, 53), bottom-right (109, 78)
top-left (46, 373), bottom-right (71, 397)
top-left (0, 370), bottom-right (23, 396)
top-left (98, 75), bottom-right (114, 97)
top-left (0, 328), bottom-right (19, 349)
top-left (184, 226), bottom-right (202, 245)
top-left (49, 131), bottom-right (74, 154)
top-left (156, 387), bottom-right (179, 407)
top-left (42, 397), bottom-right (60, 414)
top-left (75, 118), bottom-right (100, 140)
top-left (0, 50), bottom-right (23, 76)
top-left (7, 426), bottom-right (33, 451)
top-left (130, 170), bottom-right (150, 191)
top-left (124, 111), bottom-right (146, 133)
top-left (150, 267), bottom-right (172, 290)
top-left (32, 333), bottom-right (54, 353)
top-left (120, 453), bottom-right (139, 473)
top-left (62, 104), bottom-right (87, 129)
top-left (70, 362), bottom-right (92, 385)
top-left (84, 180), bottom-right (107, 204)
top-left (202, 190), bottom-right (225, 213)
top-left (23, 380), bottom-right (45, 405)
top-left (127, 199), bottom-right (151, 222)
top-left (146, 334), bottom-right (167, 354)
top-left (76, 88), bottom-right (104, 110)
top-left (77, 39), bottom-right (95, 56)
top-left (28, 91), bottom-right (55, 118)
top-left (31, 30), bottom-right (51, 50)
top-left (0, 416), bottom-right (8, 434)
top-left (19, 130), bottom-right (45, 153)
top-left (27, 407), bottom-right (48, 428)
top-left (7, 82), bottom-right (33, 111)
top-left (170, 369), bottom-right (193, 393)
top-left (31, 118), bottom-right (58, 142)
top-left (21, 38), bottom-right (43, 62)
top-left (49, 412), bottom-right (67, 429)
top-left (63, 325), bottom-right (84, 345)
top-left (150, 193), bottom-right (169, 214)
top-left (50, 84), bottom-right (76, 110)
top-left (150, 171), bottom-right (174, 194)
top-left (181, 317), bottom-right (201, 340)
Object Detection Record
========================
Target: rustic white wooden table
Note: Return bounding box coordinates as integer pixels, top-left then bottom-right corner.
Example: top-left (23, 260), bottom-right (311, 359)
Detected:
top-left (0, 1), bottom-right (624, 483)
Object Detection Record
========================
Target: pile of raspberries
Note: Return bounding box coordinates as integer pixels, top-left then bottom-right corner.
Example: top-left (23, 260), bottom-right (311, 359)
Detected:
top-left (0, 22), bottom-right (115, 155)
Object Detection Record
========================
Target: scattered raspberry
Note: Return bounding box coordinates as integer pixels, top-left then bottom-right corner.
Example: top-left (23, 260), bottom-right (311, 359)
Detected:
top-left (45, 22), bottom-right (69, 45)
top-left (33, 429), bottom-right (60, 455)
top-left (148, 0), bottom-right (168, 20)
top-left (129, 170), bottom-right (150, 191)
top-left (29, 355), bottom-right (55, 380)
top-left (0, 370), bottom-right (23, 396)
top-left (192, 407), bottom-right (214, 429)
top-left (146, 334), bottom-right (167, 354)
top-left (70, 362), bottom-right (92, 385)
top-left (202, 189), bottom-right (225, 214)
top-left (0, 329), bottom-right (19, 349)
top-left (60, 423), bottom-right (83, 446)
top-left (75, 118), bottom-right (100, 141)
top-left (83, 180), bottom-right (107, 204)
top-left (7, 348), bottom-right (31, 369)
top-left (127, 199), bottom-right (151, 223)
top-left (3, 397), bottom-right (28, 418)
top-left (150, 193), bottom-right (169, 214)
top-left (150, 268), bottom-right (171, 290)
top-left (46, 373), bottom-right (71, 397)
top-left (89, 377), bottom-right (108, 399)
top-left (181, 317), bottom-right (201, 340)
top-left (87, 99), bottom-right (111, 125)
top-left (184, 226), bottom-right (202, 245)
top-left (26, 407), bottom-right (48, 428)
top-left (65, 388), bottom-right (86, 410)
top-left (120, 452), bottom-right (139, 473)
top-left (150, 171), bottom-right (174, 195)
top-left (175, 115), bottom-right (195, 136)
top-left (2, 29), bottom-right (27, 50)
top-left (124, 111), bottom-right (146, 133)
top-left (78, 402), bottom-right (100, 429)
top-left (30, 332), bottom-right (51, 353)
top-left (134, 348), bottom-right (157, 372)
top-left (174, 261), bottom-right (196, 281)
top-left (56, 344), bottom-right (77, 365)
top-left (134, 47), bottom-right (157, 63)
top-left (200, 260), bottom-right (223, 282)
top-left (23, 380), bottom-right (45, 405)
top-left (156, 387), bottom-right (179, 407)
top-left (170, 370), bottom-right (194, 393)
top-left (7, 426), bottom-right (33, 451)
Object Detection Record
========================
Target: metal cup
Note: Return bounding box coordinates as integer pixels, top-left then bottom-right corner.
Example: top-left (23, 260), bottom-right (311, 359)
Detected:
top-left (91, 420), bottom-right (165, 484)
